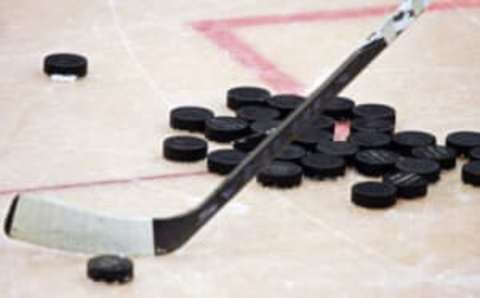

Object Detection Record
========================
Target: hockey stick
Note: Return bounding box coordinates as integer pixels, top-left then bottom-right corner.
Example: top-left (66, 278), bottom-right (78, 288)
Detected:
top-left (4, 0), bottom-right (430, 256)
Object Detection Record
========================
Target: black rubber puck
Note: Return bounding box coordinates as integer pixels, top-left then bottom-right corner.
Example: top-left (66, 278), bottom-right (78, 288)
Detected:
top-left (236, 106), bottom-right (281, 123)
top-left (207, 149), bottom-right (246, 175)
top-left (351, 182), bottom-right (397, 209)
top-left (257, 161), bottom-right (303, 188)
top-left (250, 120), bottom-right (281, 135)
top-left (275, 145), bottom-right (306, 164)
top-left (309, 115), bottom-right (336, 133)
top-left (163, 136), bottom-right (208, 162)
top-left (446, 131), bottom-right (480, 156)
top-left (170, 106), bottom-right (214, 132)
top-left (324, 96), bottom-right (355, 120)
top-left (293, 129), bottom-right (333, 151)
top-left (392, 131), bottom-right (437, 155)
top-left (352, 103), bottom-right (396, 122)
top-left (205, 116), bottom-right (250, 143)
top-left (349, 131), bottom-right (392, 150)
top-left (395, 157), bottom-right (441, 183)
top-left (383, 171), bottom-right (428, 199)
top-left (468, 147), bottom-right (480, 161)
top-left (315, 140), bottom-right (359, 164)
top-left (266, 94), bottom-right (305, 118)
top-left (227, 86), bottom-right (271, 110)
top-left (233, 133), bottom-right (266, 152)
top-left (462, 160), bottom-right (480, 186)
top-left (87, 255), bottom-right (133, 283)
top-left (44, 53), bottom-right (88, 77)
top-left (411, 146), bottom-right (457, 170)
top-left (300, 153), bottom-right (346, 179)
top-left (354, 149), bottom-right (399, 177)
top-left (351, 118), bottom-right (395, 135)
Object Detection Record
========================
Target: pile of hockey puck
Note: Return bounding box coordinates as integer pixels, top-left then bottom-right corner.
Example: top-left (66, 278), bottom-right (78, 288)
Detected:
top-left (164, 86), bottom-right (480, 209)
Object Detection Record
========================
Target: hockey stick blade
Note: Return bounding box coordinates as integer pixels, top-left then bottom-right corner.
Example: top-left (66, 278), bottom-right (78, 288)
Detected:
top-left (4, 0), bottom-right (430, 256)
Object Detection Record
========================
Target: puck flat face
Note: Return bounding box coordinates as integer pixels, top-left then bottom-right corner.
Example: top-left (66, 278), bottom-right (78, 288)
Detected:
top-left (205, 116), bottom-right (249, 143)
top-left (275, 145), bottom-right (306, 163)
top-left (462, 160), bottom-right (480, 186)
top-left (250, 120), bottom-right (281, 135)
top-left (315, 140), bottom-right (359, 163)
top-left (44, 53), bottom-right (88, 77)
top-left (352, 103), bottom-right (396, 121)
top-left (207, 149), bottom-right (246, 175)
top-left (163, 136), bottom-right (208, 162)
top-left (349, 131), bottom-right (392, 150)
top-left (354, 149), bottom-right (399, 176)
top-left (469, 147), bottom-right (480, 161)
top-left (266, 94), bottom-right (305, 118)
top-left (383, 172), bottom-right (428, 199)
top-left (351, 182), bottom-right (397, 209)
top-left (227, 86), bottom-right (271, 110)
top-left (87, 255), bottom-right (133, 283)
top-left (324, 96), bottom-right (355, 120)
top-left (351, 118), bottom-right (395, 135)
top-left (257, 161), bottom-right (303, 188)
top-left (293, 129), bottom-right (333, 151)
top-left (236, 106), bottom-right (281, 123)
top-left (170, 106), bottom-right (214, 132)
top-left (233, 133), bottom-right (266, 152)
top-left (411, 146), bottom-right (457, 170)
top-left (446, 131), bottom-right (480, 156)
top-left (392, 131), bottom-right (437, 155)
top-left (300, 153), bottom-right (346, 179)
top-left (395, 157), bottom-right (441, 183)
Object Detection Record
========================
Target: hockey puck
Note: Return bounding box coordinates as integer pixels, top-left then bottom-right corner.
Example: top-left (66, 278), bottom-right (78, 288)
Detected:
top-left (293, 129), bottom-right (333, 151)
top-left (163, 136), bottom-right (208, 162)
top-left (315, 140), bottom-right (359, 164)
top-left (351, 182), bottom-right (397, 209)
top-left (236, 106), bottom-right (281, 123)
top-left (266, 94), bottom-right (305, 118)
top-left (170, 106), bottom-right (214, 132)
top-left (446, 131), bottom-right (480, 156)
top-left (207, 149), bottom-right (246, 175)
top-left (395, 157), bottom-right (441, 183)
top-left (275, 145), bottom-right (306, 164)
top-left (309, 115), bottom-right (336, 133)
top-left (468, 147), bottom-right (480, 161)
top-left (44, 53), bottom-right (88, 77)
top-left (227, 86), bottom-right (271, 110)
top-left (354, 149), bottom-right (399, 177)
top-left (87, 255), bottom-right (133, 283)
top-left (300, 153), bottom-right (346, 179)
top-left (205, 116), bottom-right (250, 143)
top-left (351, 118), bottom-right (395, 135)
top-left (257, 161), bottom-right (303, 188)
top-left (352, 103), bottom-right (396, 122)
top-left (383, 171), bottom-right (428, 199)
top-left (324, 96), bottom-right (355, 120)
top-left (250, 120), bottom-right (281, 135)
top-left (411, 145), bottom-right (457, 170)
top-left (462, 160), bottom-right (480, 186)
top-left (349, 131), bottom-right (392, 150)
top-left (233, 133), bottom-right (266, 152)
top-left (392, 131), bottom-right (437, 155)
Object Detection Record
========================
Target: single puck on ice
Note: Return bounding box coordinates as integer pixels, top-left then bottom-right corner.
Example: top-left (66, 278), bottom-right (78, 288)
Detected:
top-left (227, 86), bottom-right (271, 110)
top-left (395, 157), bottom-right (441, 183)
top-left (352, 103), bottom-right (396, 122)
top-left (170, 106), bottom-right (214, 132)
top-left (44, 53), bottom-right (88, 77)
top-left (236, 106), bottom-right (281, 123)
top-left (462, 161), bottom-right (480, 186)
top-left (383, 171), bottom-right (428, 199)
top-left (300, 153), bottom-right (346, 179)
top-left (163, 136), bottom-right (208, 162)
top-left (324, 96), bottom-right (355, 120)
top-left (205, 116), bottom-right (250, 142)
top-left (392, 131), bottom-right (437, 155)
top-left (351, 182), bottom-right (397, 209)
top-left (411, 145), bottom-right (457, 170)
top-left (266, 94), bottom-right (305, 118)
top-left (207, 149), bottom-right (246, 175)
top-left (87, 255), bottom-right (133, 283)
top-left (257, 161), bottom-right (303, 188)
top-left (354, 149), bottom-right (399, 177)
top-left (446, 131), bottom-right (480, 156)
